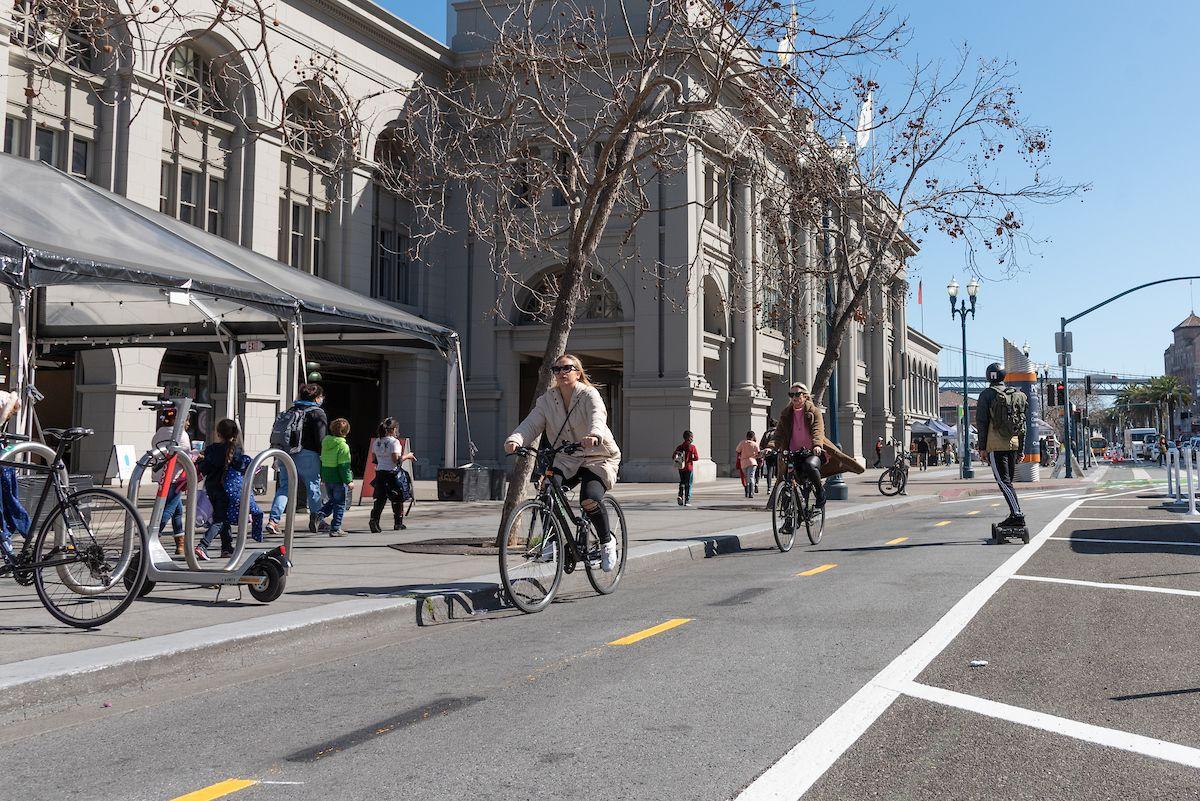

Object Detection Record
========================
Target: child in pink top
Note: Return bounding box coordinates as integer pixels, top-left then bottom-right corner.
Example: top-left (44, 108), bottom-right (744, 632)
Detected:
top-left (735, 431), bottom-right (761, 498)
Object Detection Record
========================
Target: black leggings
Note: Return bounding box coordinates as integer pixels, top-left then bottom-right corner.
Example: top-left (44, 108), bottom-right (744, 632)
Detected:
top-left (788, 452), bottom-right (826, 503)
top-left (551, 467), bottom-right (611, 544)
top-left (370, 470), bottom-right (405, 523)
top-left (987, 450), bottom-right (1023, 519)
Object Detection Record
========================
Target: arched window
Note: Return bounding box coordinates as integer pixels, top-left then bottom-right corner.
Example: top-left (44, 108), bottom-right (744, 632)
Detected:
top-left (373, 128), bottom-right (416, 304)
top-left (4, 1), bottom-right (120, 183)
top-left (517, 269), bottom-right (624, 325)
top-left (280, 87), bottom-right (339, 275)
top-left (159, 40), bottom-right (241, 239)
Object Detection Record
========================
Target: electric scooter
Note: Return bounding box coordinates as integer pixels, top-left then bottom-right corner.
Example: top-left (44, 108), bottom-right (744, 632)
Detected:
top-left (126, 398), bottom-right (297, 602)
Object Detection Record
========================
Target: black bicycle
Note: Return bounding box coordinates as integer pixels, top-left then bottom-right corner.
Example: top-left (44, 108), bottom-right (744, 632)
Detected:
top-left (0, 427), bottom-right (148, 628)
top-left (878, 447), bottom-right (910, 497)
top-left (769, 449), bottom-right (825, 551)
top-left (499, 441), bottom-right (628, 613)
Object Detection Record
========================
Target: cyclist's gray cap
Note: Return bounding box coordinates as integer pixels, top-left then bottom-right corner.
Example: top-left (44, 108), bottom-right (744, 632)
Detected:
top-left (790, 382), bottom-right (810, 394)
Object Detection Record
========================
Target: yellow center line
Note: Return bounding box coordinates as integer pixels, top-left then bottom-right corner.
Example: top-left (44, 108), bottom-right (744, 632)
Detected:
top-left (885, 537), bottom-right (909, 545)
top-left (168, 779), bottom-right (259, 801)
top-left (608, 618), bottom-right (691, 646)
top-left (990, 503), bottom-right (1001, 507)
top-left (935, 521), bottom-right (952, 527)
top-left (967, 510), bottom-right (980, 516)
top-left (797, 563), bottom-right (838, 576)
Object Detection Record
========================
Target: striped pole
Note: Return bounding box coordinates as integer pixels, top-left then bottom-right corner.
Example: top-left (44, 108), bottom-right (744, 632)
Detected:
top-left (1003, 339), bottom-right (1040, 483)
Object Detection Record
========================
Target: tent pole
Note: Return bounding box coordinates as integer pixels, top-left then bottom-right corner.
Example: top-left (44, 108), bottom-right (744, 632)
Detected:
top-left (8, 288), bottom-right (30, 434)
top-left (283, 319), bottom-right (299, 407)
top-left (444, 340), bottom-right (458, 467)
top-left (226, 337), bottom-right (238, 423)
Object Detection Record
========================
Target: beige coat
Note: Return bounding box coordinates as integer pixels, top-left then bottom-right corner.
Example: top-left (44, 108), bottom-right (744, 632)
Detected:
top-left (505, 383), bottom-right (621, 489)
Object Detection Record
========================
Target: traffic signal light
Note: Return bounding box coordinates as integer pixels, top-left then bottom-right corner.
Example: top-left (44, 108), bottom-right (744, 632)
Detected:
top-left (1085, 375), bottom-right (1092, 395)
top-left (1056, 382), bottom-right (1066, 406)
top-left (305, 361), bottom-right (322, 382)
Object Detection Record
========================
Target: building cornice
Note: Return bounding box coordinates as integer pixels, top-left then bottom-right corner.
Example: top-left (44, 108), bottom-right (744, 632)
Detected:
top-left (301, 0), bottom-right (452, 73)
top-left (906, 325), bottom-right (942, 354)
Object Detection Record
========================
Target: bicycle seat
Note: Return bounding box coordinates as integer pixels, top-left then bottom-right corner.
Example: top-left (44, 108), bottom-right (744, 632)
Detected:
top-left (43, 427), bottom-right (94, 442)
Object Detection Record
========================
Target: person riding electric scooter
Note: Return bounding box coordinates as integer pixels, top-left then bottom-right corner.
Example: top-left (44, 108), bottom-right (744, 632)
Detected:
top-left (976, 363), bottom-right (1029, 538)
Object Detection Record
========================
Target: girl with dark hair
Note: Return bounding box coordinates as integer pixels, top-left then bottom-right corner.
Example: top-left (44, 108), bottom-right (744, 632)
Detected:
top-left (195, 418), bottom-right (263, 560)
top-left (369, 417), bottom-right (416, 532)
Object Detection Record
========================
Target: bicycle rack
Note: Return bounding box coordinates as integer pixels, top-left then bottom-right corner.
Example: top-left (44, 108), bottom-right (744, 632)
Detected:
top-left (127, 443), bottom-right (298, 601)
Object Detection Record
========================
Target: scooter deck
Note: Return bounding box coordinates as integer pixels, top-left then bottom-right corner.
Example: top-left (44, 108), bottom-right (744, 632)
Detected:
top-left (991, 522), bottom-right (1030, 545)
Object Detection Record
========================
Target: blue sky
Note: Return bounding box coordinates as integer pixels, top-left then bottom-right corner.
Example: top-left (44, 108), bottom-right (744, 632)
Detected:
top-left (390, 1), bottom-right (1199, 380)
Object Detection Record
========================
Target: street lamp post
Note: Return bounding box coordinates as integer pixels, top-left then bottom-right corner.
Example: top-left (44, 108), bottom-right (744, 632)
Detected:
top-left (949, 277), bottom-right (980, 479)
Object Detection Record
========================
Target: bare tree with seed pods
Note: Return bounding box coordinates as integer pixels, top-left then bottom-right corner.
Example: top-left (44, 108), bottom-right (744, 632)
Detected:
top-left (389, 0), bottom-right (903, 537)
top-left (751, 49), bottom-right (1089, 406)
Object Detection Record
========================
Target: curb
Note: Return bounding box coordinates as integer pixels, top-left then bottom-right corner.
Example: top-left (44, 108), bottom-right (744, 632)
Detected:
top-left (0, 487), bottom-right (1025, 725)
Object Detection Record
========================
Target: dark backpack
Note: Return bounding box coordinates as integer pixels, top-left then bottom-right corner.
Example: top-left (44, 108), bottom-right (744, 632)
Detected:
top-left (990, 386), bottom-right (1028, 442)
top-left (269, 405), bottom-right (309, 454)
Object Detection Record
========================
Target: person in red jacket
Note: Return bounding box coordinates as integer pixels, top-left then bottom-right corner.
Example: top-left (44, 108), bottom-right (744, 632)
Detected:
top-left (673, 431), bottom-right (699, 506)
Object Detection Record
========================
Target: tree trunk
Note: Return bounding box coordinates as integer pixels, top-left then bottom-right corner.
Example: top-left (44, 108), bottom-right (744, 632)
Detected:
top-left (497, 252), bottom-right (588, 546)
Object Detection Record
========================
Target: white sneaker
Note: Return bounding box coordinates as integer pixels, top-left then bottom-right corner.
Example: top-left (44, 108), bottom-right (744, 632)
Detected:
top-left (601, 538), bottom-right (618, 572)
top-left (534, 538), bottom-right (557, 563)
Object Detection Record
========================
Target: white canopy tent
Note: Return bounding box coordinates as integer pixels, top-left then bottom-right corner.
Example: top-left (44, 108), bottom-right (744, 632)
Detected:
top-left (0, 154), bottom-right (467, 465)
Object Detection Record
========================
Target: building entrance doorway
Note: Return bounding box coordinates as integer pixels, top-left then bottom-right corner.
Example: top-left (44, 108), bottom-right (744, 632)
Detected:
top-left (307, 349), bottom-right (384, 476)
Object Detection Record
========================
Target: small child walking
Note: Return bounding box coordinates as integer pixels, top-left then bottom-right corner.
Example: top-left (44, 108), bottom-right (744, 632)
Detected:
top-left (319, 418), bottom-right (353, 537)
top-left (369, 417), bottom-right (416, 532)
top-left (735, 431), bottom-right (761, 498)
top-left (673, 430), bottom-right (698, 506)
top-left (195, 419), bottom-right (263, 560)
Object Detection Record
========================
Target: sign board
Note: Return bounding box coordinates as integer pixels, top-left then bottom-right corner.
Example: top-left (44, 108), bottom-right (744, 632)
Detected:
top-left (1054, 331), bottom-right (1073, 353)
top-left (357, 436), bottom-right (410, 503)
top-left (1058, 353), bottom-right (1072, 367)
top-left (105, 444), bottom-right (139, 484)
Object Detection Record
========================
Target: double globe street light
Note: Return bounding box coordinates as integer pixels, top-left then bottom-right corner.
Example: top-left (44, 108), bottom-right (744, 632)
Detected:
top-left (948, 277), bottom-right (980, 479)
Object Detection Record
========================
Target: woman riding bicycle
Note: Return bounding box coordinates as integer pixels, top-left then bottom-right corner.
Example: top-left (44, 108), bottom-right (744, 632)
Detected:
top-left (772, 382), bottom-right (863, 507)
top-left (504, 354), bottom-right (622, 572)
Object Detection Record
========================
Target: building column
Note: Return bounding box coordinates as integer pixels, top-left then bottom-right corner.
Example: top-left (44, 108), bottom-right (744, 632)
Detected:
top-left (76, 348), bottom-right (165, 480)
top-left (728, 166), bottom-right (770, 442)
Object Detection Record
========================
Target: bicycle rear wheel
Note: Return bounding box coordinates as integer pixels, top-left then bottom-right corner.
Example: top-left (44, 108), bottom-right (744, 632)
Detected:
top-left (32, 488), bottom-right (147, 628)
top-left (498, 500), bottom-right (565, 614)
top-left (878, 467), bottom-right (901, 496)
top-left (772, 483), bottom-right (799, 552)
top-left (584, 496), bottom-right (627, 595)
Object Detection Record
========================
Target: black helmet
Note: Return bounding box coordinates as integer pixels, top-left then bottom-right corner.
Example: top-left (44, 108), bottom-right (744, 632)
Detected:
top-left (985, 362), bottom-right (1006, 384)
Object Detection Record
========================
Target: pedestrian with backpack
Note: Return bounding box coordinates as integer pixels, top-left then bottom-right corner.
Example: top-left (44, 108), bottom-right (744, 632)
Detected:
top-left (673, 431), bottom-right (698, 506)
top-left (976, 362), bottom-right (1029, 530)
top-left (369, 417), bottom-right (415, 532)
top-left (267, 383), bottom-right (328, 535)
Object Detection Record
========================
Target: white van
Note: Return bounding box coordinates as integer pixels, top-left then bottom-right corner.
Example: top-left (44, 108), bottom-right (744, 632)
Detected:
top-left (1125, 428), bottom-right (1157, 460)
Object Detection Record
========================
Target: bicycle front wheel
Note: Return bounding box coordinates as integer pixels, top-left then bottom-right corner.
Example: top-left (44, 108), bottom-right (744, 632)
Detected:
top-left (32, 488), bottom-right (147, 628)
top-left (498, 500), bottom-right (565, 614)
top-left (878, 468), bottom-right (901, 496)
top-left (585, 496), bottom-right (627, 595)
top-left (772, 483), bottom-right (799, 552)
top-left (803, 488), bottom-right (826, 545)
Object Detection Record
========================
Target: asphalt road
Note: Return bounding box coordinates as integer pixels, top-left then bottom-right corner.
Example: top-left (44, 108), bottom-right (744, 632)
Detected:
top-left (6, 474), bottom-right (1173, 801)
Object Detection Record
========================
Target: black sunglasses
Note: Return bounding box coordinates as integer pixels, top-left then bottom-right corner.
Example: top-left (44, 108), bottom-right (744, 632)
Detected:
top-left (551, 364), bottom-right (578, 374)
top-left (788, 391), bottom-right (808, 398)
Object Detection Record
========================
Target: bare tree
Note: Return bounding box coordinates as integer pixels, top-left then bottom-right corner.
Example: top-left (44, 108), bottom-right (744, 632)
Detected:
top-left (757, 50), bottom-right (1087, 408)
top-left (392, 0), bottom-right (899, 532)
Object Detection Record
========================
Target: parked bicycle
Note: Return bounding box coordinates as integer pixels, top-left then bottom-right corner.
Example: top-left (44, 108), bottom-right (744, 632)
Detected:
top-left (0, 427), bottom-right (148, 628)
top-left (499, 441), bottom-right (628, 613)
top-left (769, 448), bottom-right (825, 551)
top-left (878, 446), bottom-right (910, 497)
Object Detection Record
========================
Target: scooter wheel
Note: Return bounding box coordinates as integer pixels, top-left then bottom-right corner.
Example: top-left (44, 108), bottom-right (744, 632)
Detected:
top-left (990, 524), bottom-right (1004, 545)
top-left (1019, 528), bottom-right (1030, 544)
top-left (247, 558), bottom-right (286, 603)
top-left (123, 553), bottom-right (155, 597)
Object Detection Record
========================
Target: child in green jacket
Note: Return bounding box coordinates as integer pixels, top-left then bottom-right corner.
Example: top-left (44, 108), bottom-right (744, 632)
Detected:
top-left (318, 418), bottom-right (353, 537)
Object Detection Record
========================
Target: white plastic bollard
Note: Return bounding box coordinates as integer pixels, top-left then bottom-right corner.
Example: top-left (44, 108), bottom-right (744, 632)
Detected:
top-left (1167, 447), bottom-right (1180, 502)
top-left (1185, 447), bottom-right (1198, 516)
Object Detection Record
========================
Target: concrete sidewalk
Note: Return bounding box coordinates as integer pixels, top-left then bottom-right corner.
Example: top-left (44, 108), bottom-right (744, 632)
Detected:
top-left (0, 464), bottom-right (1101, 724)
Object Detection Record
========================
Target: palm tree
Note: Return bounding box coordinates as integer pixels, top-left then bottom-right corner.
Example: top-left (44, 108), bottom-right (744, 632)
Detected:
top-left (1147, 375), bottom-right (1193, 439)
top-left (1115, 383), bottom-right (1154, 429)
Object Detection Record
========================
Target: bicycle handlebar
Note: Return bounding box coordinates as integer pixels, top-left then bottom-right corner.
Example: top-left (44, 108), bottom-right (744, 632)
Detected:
top-left (508, 441), bottom-right (584, 458)
top-left (141, 399), bottom-right (212, 410)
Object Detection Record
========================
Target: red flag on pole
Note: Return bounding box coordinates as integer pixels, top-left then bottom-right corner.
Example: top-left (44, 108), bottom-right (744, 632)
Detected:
top-left (917, 280), bottom-right (923, 304)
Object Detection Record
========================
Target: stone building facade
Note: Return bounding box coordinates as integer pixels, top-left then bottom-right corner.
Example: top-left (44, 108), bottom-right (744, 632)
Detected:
top-left (1, 0), bottom-right (939, 481)
top-left (1164, 313), bottom-right (1200, 435)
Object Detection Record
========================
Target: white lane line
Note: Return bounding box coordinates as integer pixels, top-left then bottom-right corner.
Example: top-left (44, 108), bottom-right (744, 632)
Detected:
top-left (1049, 536), bottom-right (1200, 547)
top-left (1011, 574), bottom-right (1200, 598)
top-left (898, 681), bottom-right (1200, 769)
top-left (1075, 505), bottom-right (1171, 509)
top-left (1063, 517), bottom-right (1200, 524)
top-left (734, 499), bottom-right (1084, 801)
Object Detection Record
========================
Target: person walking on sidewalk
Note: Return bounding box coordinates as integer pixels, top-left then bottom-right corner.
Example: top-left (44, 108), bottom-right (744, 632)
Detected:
top-left (673, 431), bottom-right (698, 506)
top-left (772, 382), bottom-right (864, 509)
top-left (318, 418), bottom-right (353, 538)
top-left (267, 383), bottom-right (329, 535)
top-left (874, 436), bottom-right (884, 468)
top-left (758, 424), bottom-right (776, 492)
top-left (1158, 434), bottom-right (1167, 467)
top-left (151, 406), bottom-right (191, 555)
top-left (369, 417), bottom-right (415, 532)
top-left (916, 437), bottom-right (929, 471)
top-left (736, 431), bottom-right (761, 498)
top-left (976, 363), bottom-right (1029, 530)
top-left (505, 354), bottom-right (622, 572)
